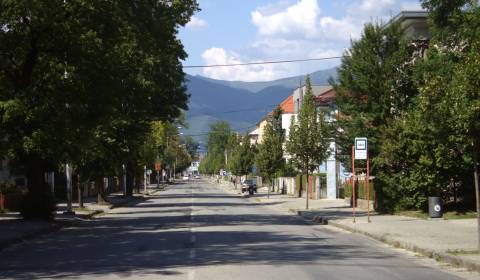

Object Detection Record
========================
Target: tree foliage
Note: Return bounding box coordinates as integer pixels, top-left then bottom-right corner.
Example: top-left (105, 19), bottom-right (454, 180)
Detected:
top-left (229, 135), bottom-right (255, 176)
top-left (287, 76), bottom-right (331, 175)
top-left (0, 1), bottom-right (198, 218)
top-left (199, 121), bottom-right (236, 175)
top-left (255, 106), bottom-right (285, 183)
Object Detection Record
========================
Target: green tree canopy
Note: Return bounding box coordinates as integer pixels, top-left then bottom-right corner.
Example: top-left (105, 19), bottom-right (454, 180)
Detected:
top-left (287, 76), bottom-right (331, 208)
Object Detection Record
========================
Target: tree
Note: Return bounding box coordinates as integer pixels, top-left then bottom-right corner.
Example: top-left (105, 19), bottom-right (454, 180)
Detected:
top-left (334, 21), bottom-right (417, 173)
top-left (418, 0), bottom-right (480, 248)
top-left (287, 76), bottom-right (331, 209)
top-left (0, 1), bottom-right (198, 217)
top-left (255, 106), bottom-right (285, 195)
top-left (199, 121), bottom-right (235, 175)
top-left (182, 136), bottom-right (200, 160)
top-left (229, 135), bottom-right (255, 178)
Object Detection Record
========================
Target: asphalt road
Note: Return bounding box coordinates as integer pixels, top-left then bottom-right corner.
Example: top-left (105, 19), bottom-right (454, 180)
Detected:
top-left (0, 180), bottom-right (470, 279)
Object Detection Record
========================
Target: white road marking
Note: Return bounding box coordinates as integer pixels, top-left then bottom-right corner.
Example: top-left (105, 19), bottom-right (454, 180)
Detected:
top-left (188, 184), bottom-right (196, 280)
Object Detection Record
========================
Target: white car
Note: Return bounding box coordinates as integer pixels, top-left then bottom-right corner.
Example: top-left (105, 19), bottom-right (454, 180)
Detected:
top-left (182, 175), bottom-right (189, 180)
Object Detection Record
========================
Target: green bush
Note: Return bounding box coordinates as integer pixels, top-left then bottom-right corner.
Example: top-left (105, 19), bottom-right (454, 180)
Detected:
top-left (343, 182), bottom-right (352, 198)
top-left (342, 180), bottom-right (374, 200)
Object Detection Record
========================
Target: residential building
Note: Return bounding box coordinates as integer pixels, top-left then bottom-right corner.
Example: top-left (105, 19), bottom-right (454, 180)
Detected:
top-left (249, 95), bottom-right (294, 145)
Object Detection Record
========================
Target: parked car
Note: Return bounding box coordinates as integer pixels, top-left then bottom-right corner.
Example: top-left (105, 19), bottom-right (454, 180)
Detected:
top-left (182, 175), bottom-right (189, 180)
top-left (241, 179), bottom-right (257, 195)
top-left (194, 175), bottom-right (200, 179)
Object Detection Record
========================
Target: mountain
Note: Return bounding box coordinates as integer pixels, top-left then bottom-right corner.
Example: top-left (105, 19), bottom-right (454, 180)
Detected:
top-left (195, 67), bottom-right (338, 93)
top-left (183, 68), bottom-right (338, 143)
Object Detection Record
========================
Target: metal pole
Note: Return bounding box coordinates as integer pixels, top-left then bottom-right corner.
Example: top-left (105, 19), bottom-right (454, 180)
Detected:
top-left (367, 153), bottom-right (371, 223)
top-left (352, 145), bottom-right (356, 223)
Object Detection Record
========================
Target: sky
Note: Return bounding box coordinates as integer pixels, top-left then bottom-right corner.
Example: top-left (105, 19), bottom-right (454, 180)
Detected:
top-left (179, 0), bottom-right (423, 82)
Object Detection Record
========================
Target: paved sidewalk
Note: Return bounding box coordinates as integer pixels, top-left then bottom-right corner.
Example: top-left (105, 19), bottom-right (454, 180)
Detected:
top-left (0, 185), bottom-right (165, 252)
top-left (213, 178), bottom-right (480, 273)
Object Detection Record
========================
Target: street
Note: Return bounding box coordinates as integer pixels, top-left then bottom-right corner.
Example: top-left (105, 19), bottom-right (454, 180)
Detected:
top-left (0, 180), bottom-right (467, 280)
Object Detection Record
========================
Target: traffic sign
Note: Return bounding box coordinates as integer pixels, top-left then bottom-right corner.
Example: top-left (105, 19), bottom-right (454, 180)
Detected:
top-left (155, 162), bottom-right (161, 171)
top-left (354, 137), bottom-right (367, 160)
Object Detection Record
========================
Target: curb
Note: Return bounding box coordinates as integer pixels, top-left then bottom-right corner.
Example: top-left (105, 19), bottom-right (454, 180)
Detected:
top-left (303, 212), bottom-right (480, 273)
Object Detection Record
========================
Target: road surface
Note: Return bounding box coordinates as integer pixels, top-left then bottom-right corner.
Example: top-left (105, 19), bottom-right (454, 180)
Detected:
top-left (0, 180), bottom-right (472, 279)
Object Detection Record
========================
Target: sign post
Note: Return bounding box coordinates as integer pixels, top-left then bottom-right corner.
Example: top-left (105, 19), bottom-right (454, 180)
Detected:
top-left (353, 137), bottom-right (371, 223)
top-left (351, 146), bottom-right (356, 223)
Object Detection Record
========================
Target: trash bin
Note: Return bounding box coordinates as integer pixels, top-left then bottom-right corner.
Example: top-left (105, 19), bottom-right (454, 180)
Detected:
top-left (428, 197), bottom-right (443, 218)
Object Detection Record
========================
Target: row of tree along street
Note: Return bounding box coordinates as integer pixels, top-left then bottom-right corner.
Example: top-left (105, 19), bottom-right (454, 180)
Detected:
top-left (199, 77), bottom-right (332, 210)
top-left (201, 1), bottom-right (480, 218)
top-left (0, 1), bottom-right (199, 219)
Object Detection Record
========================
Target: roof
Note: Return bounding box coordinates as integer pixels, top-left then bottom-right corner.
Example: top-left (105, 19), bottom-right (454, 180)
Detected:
top-left (314, 87), bottom-right (336, 106)
top-left (279, 95), bottom-right (294, 114)
top-left (391, 11), bottom-right (428, 23)
top-left (312, 85), bottom-right (333, 97)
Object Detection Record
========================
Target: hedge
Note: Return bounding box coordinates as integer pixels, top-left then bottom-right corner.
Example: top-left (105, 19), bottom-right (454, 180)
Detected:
top-left (343, 180), bottom-right (375, 200)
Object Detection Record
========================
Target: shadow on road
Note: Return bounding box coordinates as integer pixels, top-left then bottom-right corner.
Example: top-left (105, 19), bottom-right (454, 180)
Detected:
top-left (0, 189), bottom-right (430, 279)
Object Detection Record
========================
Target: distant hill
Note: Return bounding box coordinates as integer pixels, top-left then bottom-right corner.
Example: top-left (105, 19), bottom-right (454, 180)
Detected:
top-left (195, 67), bottom-right (338, 93)
top-left (183, 68), bottom-right (338, 142)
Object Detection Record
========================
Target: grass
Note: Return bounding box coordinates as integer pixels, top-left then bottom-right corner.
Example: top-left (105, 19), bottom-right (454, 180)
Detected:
top-left (447, 249), bottom-right (480, 255)
top-left (394, 210), bottom-right (477, 220)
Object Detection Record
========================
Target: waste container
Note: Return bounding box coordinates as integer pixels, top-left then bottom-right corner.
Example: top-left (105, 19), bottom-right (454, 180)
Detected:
top-left (428, 197), bottom-right (443, 218)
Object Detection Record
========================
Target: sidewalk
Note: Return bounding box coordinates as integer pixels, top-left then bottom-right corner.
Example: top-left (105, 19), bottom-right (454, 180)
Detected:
top-left (213, 179), bottom-right (480, 273)
top-left (0, 185), bottom-right (164, 252)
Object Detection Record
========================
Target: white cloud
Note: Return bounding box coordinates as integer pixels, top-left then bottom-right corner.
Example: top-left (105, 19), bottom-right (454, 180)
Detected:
top-left (186, 16), bottom-right (207, 29)
top-left (201, 47), bottom-right (289, 82)
top-left (199, 0), bottom-right (424, 81)
top-left (251, 0), bottom-right (320, 39)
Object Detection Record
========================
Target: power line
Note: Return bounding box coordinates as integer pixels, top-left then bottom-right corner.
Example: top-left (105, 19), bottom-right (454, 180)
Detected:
top-left (183, 55), bottom-right (348, 68)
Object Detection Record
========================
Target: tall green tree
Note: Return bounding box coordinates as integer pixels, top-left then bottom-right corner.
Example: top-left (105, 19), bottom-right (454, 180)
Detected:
top-left (255, 106), bottom-right (285, 193)
top-left (199, 121), bottom-right (235, 175)
top-left (0, 1), bottom-right (198, 217)
top-left (416, 0), bottom-right (480, 247)
top-left (287, 76), bottom-right (331, 209)
top-left (334, 21), bottom-right (417, 173)
top-left (229, 135), bottom-right (255, 178)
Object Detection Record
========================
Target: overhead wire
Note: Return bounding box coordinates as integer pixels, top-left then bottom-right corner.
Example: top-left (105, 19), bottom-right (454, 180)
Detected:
top-left (183, 55), bottom-right (347, 68)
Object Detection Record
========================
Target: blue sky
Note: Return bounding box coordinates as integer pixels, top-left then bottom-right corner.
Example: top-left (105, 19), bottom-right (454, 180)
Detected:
top-left (179, 0), bottom-right (422, 82)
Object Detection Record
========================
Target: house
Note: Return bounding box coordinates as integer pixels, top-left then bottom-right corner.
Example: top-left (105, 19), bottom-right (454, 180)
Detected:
top-left (290, 84), bottom-right (340, 199)
top-left (249, 95), bottom-right (294, 145)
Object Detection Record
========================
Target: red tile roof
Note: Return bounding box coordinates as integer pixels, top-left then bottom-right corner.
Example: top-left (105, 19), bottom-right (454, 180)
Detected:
top-left (279, 95), bottom-right (294, 114)
top-left (314, 88), bottom-right (335, 106)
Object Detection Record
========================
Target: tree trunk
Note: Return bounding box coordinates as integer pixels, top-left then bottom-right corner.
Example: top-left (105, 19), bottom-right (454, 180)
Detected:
top-left (474, 140), bottom-right (480, 250)
top-left (126, 161), bottom-right (134, 197)
top-left (25, 157), bottom-right (48, 193)
top-left (77, 175), bottom-right (84, 208)
top-left (306, 170), bottom-right (309, 210)
top-left (95, 177), bottom-right (108, 205)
